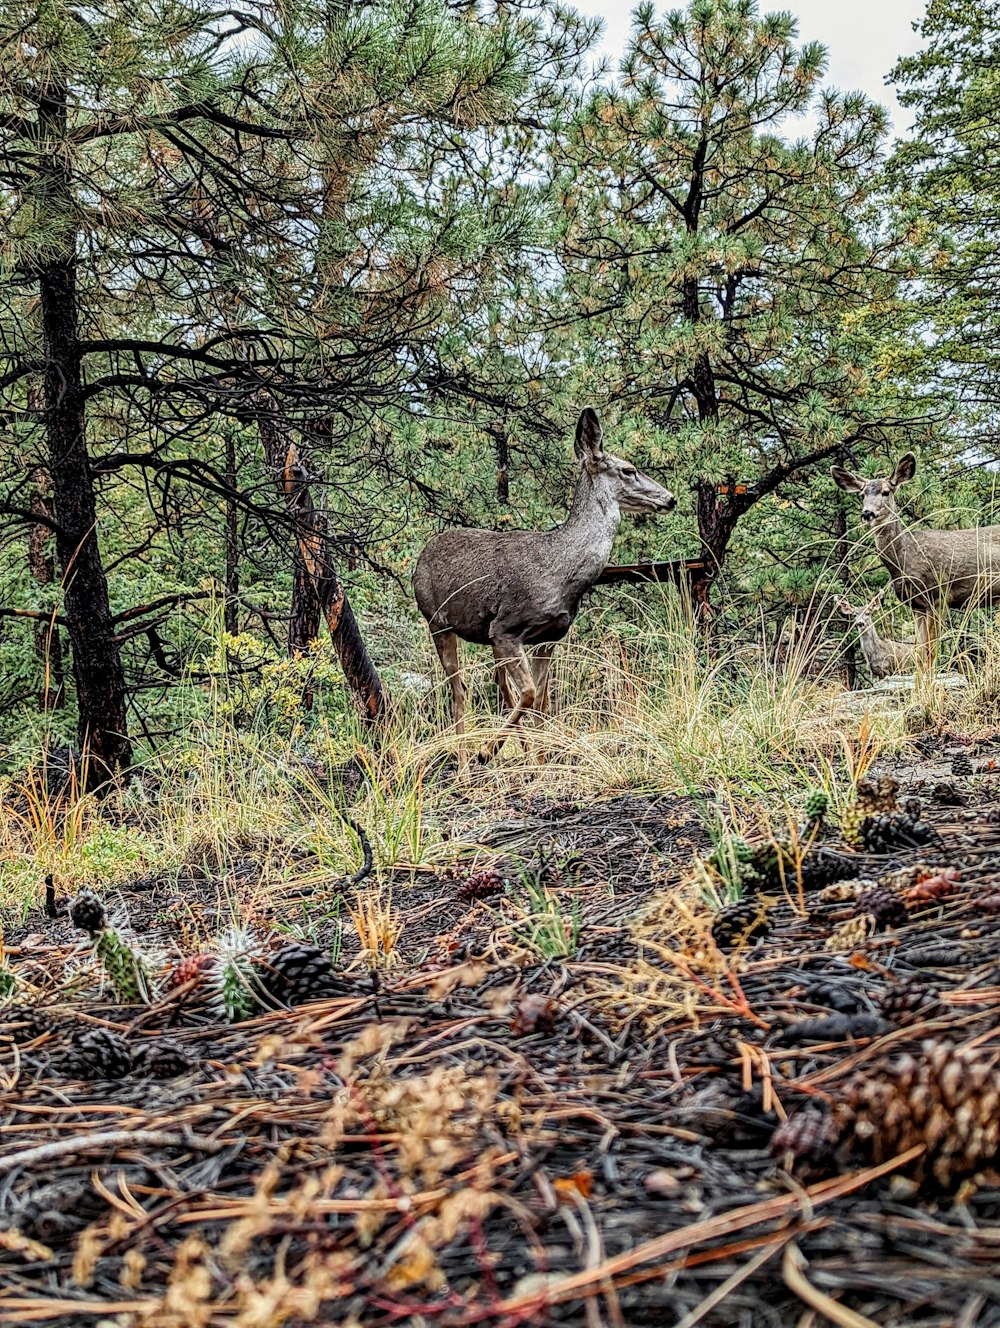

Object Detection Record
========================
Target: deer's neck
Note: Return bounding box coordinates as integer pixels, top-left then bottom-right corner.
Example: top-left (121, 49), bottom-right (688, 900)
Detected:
top-left (856, 619), bottom-right (881, 654)
top-left (552, 468), bottom-right (621, 590)
top-left (873, 509), bottom-right (919, 574)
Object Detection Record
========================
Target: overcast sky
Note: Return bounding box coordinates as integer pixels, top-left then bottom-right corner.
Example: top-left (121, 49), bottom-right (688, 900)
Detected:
top-left (572, 0), bottom-right (927, 138)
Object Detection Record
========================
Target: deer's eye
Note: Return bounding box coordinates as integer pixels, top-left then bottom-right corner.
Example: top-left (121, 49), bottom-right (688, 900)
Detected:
top-left (622, 468), bottom-right (637, 478)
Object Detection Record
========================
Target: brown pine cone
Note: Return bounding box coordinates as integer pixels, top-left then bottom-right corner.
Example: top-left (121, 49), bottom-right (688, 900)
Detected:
top-left (854, 886), bottom-right (908, 931)
top-left (842, 1039), bottom-right (1000, 1188)
top-left (879, 977), bottom-right (944, 1026)
top-left (771, 1103), bottom-right (840, 1170)
top-left (825, 914), bottom-right (876, 952)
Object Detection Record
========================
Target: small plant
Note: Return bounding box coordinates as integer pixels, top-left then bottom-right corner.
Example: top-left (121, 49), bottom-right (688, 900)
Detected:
top-left (69, 888), bottom-right (154, 1004)
top-left (513, 871), bottom-right (582, 961)
top-left (348, 888), bottom-right (402, 968)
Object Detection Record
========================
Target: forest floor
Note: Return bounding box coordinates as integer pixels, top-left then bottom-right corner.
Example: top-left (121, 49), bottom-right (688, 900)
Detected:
top-left (3, 714), bottom-right (1000, 1325)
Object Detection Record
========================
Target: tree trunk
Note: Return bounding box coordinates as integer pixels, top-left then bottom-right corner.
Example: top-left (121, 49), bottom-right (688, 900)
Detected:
top-left (37, 84), bottom-right (131, 781)
top-left (256, 396), bottom-right (386, 722)
top-left (691, 478), bottom-right (748, 617)
top-left (224, 426), bottom-right (240, 636)
top-left (28, 463), bottom-right (65, 710)
top-left (833, 492), bottom-right (858, 688)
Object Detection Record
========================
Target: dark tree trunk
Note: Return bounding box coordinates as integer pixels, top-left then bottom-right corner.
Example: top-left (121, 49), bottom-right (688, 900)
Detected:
top-left (28, 463), bottom-right (65, 710)
top-left (495, 428), bottom-right (509, 505)
top-left (224, 427), bottom-right (240, 636)
top-left (37, 85), bottom-right (131, 781)
top-left (256, 396), bottom-right (386, 722)
top-left (833, 492), bottom-right (858, 688)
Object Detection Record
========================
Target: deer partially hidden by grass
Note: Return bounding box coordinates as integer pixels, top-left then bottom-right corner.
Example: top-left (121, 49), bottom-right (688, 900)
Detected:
top-left (413, 408), bottom-right (676, 765)
top-left (835, 593), bottom-right (916, 681)
top-left (832, 453), bottom-right (1000, 678)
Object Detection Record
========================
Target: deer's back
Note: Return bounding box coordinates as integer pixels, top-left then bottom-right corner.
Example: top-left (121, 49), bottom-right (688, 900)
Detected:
top-left (413, 527), bottom-right (580, 646)
top-left (889, 525), bottom-right (1000, 610)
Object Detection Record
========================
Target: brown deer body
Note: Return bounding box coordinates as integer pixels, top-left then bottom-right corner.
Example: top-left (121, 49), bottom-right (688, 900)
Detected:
top-left (832, 454), bottom-right (1000, 675)
top-left (835, 594), bottom-right (915, 680)
top-left (414, 408), bottom-right (676, 763)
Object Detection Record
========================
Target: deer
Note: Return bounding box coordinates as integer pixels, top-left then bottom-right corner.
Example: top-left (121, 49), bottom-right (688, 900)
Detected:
top-left (831, 453), bottom-right (1000, 678)
top-left (413, 407), bottom-right (676, 765)
top-left (834, 592), bottom-right (916, 680)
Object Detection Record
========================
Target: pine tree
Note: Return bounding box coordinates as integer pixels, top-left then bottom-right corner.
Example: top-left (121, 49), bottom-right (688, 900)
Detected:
top-left (548, 0), bottom-right (907, 613)
top-left (0, 1), bottom-right (555, 755)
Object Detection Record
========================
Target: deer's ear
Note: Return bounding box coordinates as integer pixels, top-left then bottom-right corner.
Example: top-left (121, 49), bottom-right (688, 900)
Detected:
top-left (834, 596), bottom-right (852, 615)
top-left (890, 453), bottom-right (916, 488)
top-left (830, 465), bottom-right (864, 493)
top-left (574, 407), bottom-right (604, 461)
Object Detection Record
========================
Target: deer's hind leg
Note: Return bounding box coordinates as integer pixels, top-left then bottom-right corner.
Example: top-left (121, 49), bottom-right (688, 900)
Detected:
top-left (480, 638), bottom-right (535, 763)
top-left (529, 644), bottom-right (556, 719)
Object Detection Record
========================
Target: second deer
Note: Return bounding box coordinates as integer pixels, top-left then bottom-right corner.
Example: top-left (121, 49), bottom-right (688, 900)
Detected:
top-left (413, 408), bottom-right (676, 764)
top-left (835, 592), bottom-right (915, 680)
top-left (832, 453), bottom-right (1000, 676)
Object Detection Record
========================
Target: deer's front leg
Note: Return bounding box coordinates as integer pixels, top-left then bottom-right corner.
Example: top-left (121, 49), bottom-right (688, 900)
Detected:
top-left (914, 610), bottom-right (938, 687)
top-left (479, 638), bottom-right (535, 763)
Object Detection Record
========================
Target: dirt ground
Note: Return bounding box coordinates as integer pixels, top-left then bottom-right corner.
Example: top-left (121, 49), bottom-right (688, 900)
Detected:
top-left (3, 731), bottom-right (1000, 1325)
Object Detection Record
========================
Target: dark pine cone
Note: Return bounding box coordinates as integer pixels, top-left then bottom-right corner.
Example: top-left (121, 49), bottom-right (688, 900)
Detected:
top-left (711, 899), bottom-right (772, 950)
top-left (855, 886), bottom-right (909, 931)
top-left (931, 781), bottom-right (967, 807)
top-left (799, 847), bottom-right (864, 892)
top-left (860, 812), bottom-right (940, 854)
top-left (257, 942), bottom-right (347, 1007)
top-left (879, 976), bottom-right (944, 1026)
top-left (951, 752), bottom-right (974, 777)
top-left (0, 1003), bottom-right (54, 1043)
top-left (132, 1038), bottom-right (195, 1079)
top-left (57, 1025), bottom-right (132, 1080)
top-left (69, 888), bottom-right (107, 935)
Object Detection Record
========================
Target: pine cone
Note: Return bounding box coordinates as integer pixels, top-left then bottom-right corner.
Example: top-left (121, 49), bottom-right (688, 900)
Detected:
top-left (57, 1026), bottom-right (132, 1080)
top-left (825, 914), bottom-right (876, 952)
top-left (842, 778), bottom-right (900, 846)
top-left (711, 898), bottom-right (773, 950)
top-left (771, 1103), bottom-right (841, 1170)
top-left (819, 879), bottom-right (871, 903)
top-left (69, 889), bottom-right (107, 935)
top-left (0, 1003), bottom-right (54, 1043)
top-left (841, 1040), bottom-right (1000, 1188)
top-left (257, 943), bottom-right (346, 1007)
top-left (879, 977), bottom-right (944, 1026)
top-left (878, 863), bottom-right (930, 893)
top-left (455, 868), bottom-right (505, 901)
top-left (799, 847), bottom-right (864, 891)
top-left (860, 812), bottom-right (939, 854)
top-left (854, 886), bottom-right (908, 931)
top-left (931, 781), bottom-right (967, 807)
top-left (951, 752), bottom-right (974, 777)
top-left (132, 1038), bottom-right (195, 1079)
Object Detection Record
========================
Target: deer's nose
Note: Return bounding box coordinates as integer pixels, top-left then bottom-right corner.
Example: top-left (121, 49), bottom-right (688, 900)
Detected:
top-left (663, 494), bottom-right (677, 512)
top-left (860, 510), bottom-right (876, 523)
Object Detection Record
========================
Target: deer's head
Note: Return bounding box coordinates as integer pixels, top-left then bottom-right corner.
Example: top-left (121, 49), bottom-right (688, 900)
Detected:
top-left (575, 408), bottom-right (676, 514)
top-left (831, 453), bottom-right (916, 527)
top-left (835, 590), bottom-right (883, 630)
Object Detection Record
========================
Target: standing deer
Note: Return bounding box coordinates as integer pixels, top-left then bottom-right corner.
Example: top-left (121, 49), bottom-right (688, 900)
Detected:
top-left (831, 454), bottom-right (1000, 676)
top-left (414, 408), bottom-right (676, 764)
top-left (834, 592), bottom-right (915, 680)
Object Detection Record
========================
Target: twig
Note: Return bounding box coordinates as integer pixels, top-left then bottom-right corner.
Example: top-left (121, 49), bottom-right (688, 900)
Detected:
top-left (782, 1242), bottom-right (882, 1328)
top-left (0, 1130), bottom-right (223, 1176)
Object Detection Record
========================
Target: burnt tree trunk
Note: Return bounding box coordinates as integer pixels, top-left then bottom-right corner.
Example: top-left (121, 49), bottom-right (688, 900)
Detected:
top-left (833, 492), bottom-right (859, 688)
top-left (28, 463), bottom-right (65, 710)
top-left (256, 397), bottom-right (385, 722)
top-left (224, 426), bottom-right (240, 636)
top-left (36, 83), bottom-right (131, 780)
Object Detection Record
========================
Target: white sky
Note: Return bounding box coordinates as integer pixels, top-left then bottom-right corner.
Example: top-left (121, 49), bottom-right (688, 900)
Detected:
top-left (573, 0), bottom-right (927, 138)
